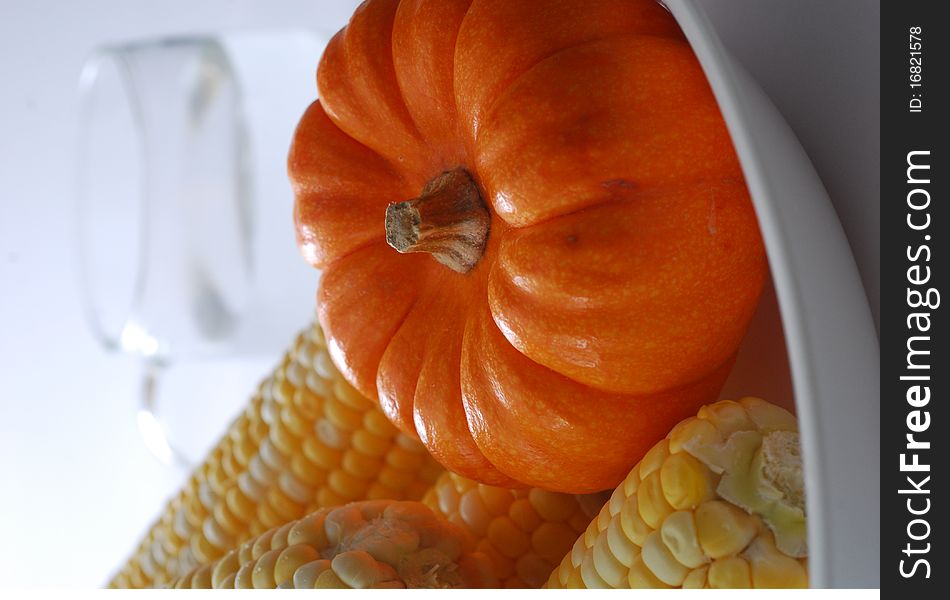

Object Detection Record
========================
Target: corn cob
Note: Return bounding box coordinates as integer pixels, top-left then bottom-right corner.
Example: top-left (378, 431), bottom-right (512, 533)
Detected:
top-left (169, 499), bottom-right (497, 588)
top-left (109, 323), bottom-right (444, 588)
top-left (546, 397), bottom-right (808, 589)
top-left (423, 472), bottom-right (608, 587)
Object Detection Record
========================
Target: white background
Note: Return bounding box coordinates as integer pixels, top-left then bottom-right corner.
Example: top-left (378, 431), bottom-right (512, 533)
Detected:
top-left (0, 0), bottom-right (878, 588)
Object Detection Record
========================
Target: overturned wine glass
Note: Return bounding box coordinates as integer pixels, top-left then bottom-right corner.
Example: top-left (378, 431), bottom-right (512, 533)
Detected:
top-left (76, 34), bottom-right (322, 468)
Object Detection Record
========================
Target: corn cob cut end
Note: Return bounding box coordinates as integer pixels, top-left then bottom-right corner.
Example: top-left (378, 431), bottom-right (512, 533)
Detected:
top-left (547, 397), bottom-right (809, 589)
top-left (171, 499), bottom-right (497, 589)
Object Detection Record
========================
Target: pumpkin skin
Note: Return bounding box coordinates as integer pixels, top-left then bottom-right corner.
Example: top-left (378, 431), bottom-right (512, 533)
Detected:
top-left (289, 0), bottom-right (767, 493)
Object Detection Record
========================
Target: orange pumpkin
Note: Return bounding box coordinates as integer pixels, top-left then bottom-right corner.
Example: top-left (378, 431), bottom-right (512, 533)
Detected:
top-left (289, 0), bottom-right (766, 493)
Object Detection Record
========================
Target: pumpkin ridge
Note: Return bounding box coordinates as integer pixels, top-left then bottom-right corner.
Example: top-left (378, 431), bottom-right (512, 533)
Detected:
top-left (289, 101), bottom-right (416, 196)
top-left (410, 290), bottom-right (517, 487)
top-left (317, 241), bottom-right (432, 400)
top-left (472, 31), bottom-right (693, 151)
top-left (392, 0), bottom-right (473, 165)
top-left (483, 290), bottom-right (744, 397)
top-left (346, 1), bottom-right (429, 148)
top-left (453, 0), bottom-right (685, 143)
top-left (374, 292), bottom-right (426, 433)
top-left (316, 236), bottom-right (388, 272)
top-left (318, 0), bottom-right (433, 180)
top-left (474, 174), bottom-right (748, 239)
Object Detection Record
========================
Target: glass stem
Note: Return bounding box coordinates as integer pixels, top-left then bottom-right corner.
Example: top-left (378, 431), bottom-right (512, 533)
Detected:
top-left (137, 359), bottom-right (191, 470)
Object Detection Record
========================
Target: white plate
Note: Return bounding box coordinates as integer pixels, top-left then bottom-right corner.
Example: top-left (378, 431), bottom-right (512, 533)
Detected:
top-left (666, 0), bottom-right (880, 588)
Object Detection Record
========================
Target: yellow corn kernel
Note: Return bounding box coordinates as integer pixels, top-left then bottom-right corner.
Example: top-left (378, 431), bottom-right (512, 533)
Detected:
top-left (213, 499), bottom-right (245, 538)
top-left (170, 500), bottom-right (495, 589)
top-left (324, 395), bottom-right (364, 431)
top-left (314, 568), bottom-right (349, 588)
top-left (638, 439), bottom-right (670, 479)
top-left (516, 554), bottom-right (552, 587)
top-left (271, 521), bottom-right (296, 552)
top-left (546, 398), bottom-right (809, 590)
top-left (595, 505), bottom-right (611, 532)
top-left (627, 555), bottom-right (672, 589)
top-left (707, 556), bottom-right (752, 588)
top-left (695, 500), bottom-right (758, 559)
top-left (251, 548), bottom-right (281, 588)
top-left (379, 465), bottom-right (417, 490)
top-left (744, 531), bottom-right (809, 588)
top-left (288, 512), bottom-right (328, 548)
top-left (667, 417), bottom-right (709, 454)
top-left (270, 419), bottom-right (302, 458)
top-left (387, 445), bottom-right (426, 471)
top-left (478, 539), bottom-right (515, 581)
top-left (660, 452), bottom-right (714, 509)
top-left (619, 495), bottom-right (651, 547)
top-left (290, 454), bottom-right (325, 488)
top-left (256, 501), bottom-right (285, 531)
top-left (563, 565), bottom-right (585, 588)
top-left (582, 517), bottom-right (600, 549)
top-left (697, 400), bottom-right (755, 437)
top-left (333, 378), bottom-right (371, 410)
top-left (291, 388), bottom-right (321, 422)
top-left (606, 487), bottom-right (625, 517)
top-left (488, 518), bottom-right (531, 559)
top-left (250, 528), bottom-right (276, 558)
top-left (422, 471), bottom-right (606, 588)
top-left (278, 471), bottom-right (313, 505)
top-left (212, 550), bottom-right (239, 588)
top-left (641, 530), bottom-right (689, 586)
top-left (529, 488), bottom-right (579, 522)
top-left (315, 418), bottom-right (351, 450)
top-left (569, 534), bottom-right (586, 569)
top-left (351, 430), bottom-right (391, 458)
top-left (567, 509), bottom-right (594, 533)
top-left (637, 471), bottom-right (674, 528)
top-left (274, 544), bottom-right (321, 585)
top-left (605, 514), bottom-right (639, 567)
top-left (109, 322), bottom-right (443, 588)
top-left (682, 565), bottom-right (708, 588)
top-left (659, 511), bottom-right (706, 569)
top-left (458, 489), bottom-right (494, 537)
top-left (236, 539), bottom-right (254, 565)
top-left (508, 498), bottom-right (542, 532)
top-left (233, 559), bottom-right (255, 589)
top-left (532, 522), bottom-right (577, 564)
top-left (591, 528), bottom-right (626, 587)
top-left (366, 482), bottom-right (400, 501)
top-left (620, 465), bottom-right (640, 498)
top-left (267, 486), bottom-right (304, 522)
top-left (333, 550), bottom-right (398, 588)
top-left (311, 348), bottom-right (335, 379)
top-left (329, 468), bottom-right (371, 500)
top-left (291, 558), bottom-right (332, 588)
top-left (580, 551), bottom-right (609, 588)
top-left (363, 410), bottom-right (398, 438)
top-left (479, 485), bottom-right (515, 515)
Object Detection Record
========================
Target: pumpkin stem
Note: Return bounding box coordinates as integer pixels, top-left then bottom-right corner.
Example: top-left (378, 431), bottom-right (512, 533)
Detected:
top-left (385, 168), bottom-right (490, 274)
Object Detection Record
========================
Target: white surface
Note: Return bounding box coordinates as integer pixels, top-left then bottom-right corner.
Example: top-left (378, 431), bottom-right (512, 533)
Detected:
top-left (0, 0), bottom-right (878, 588)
